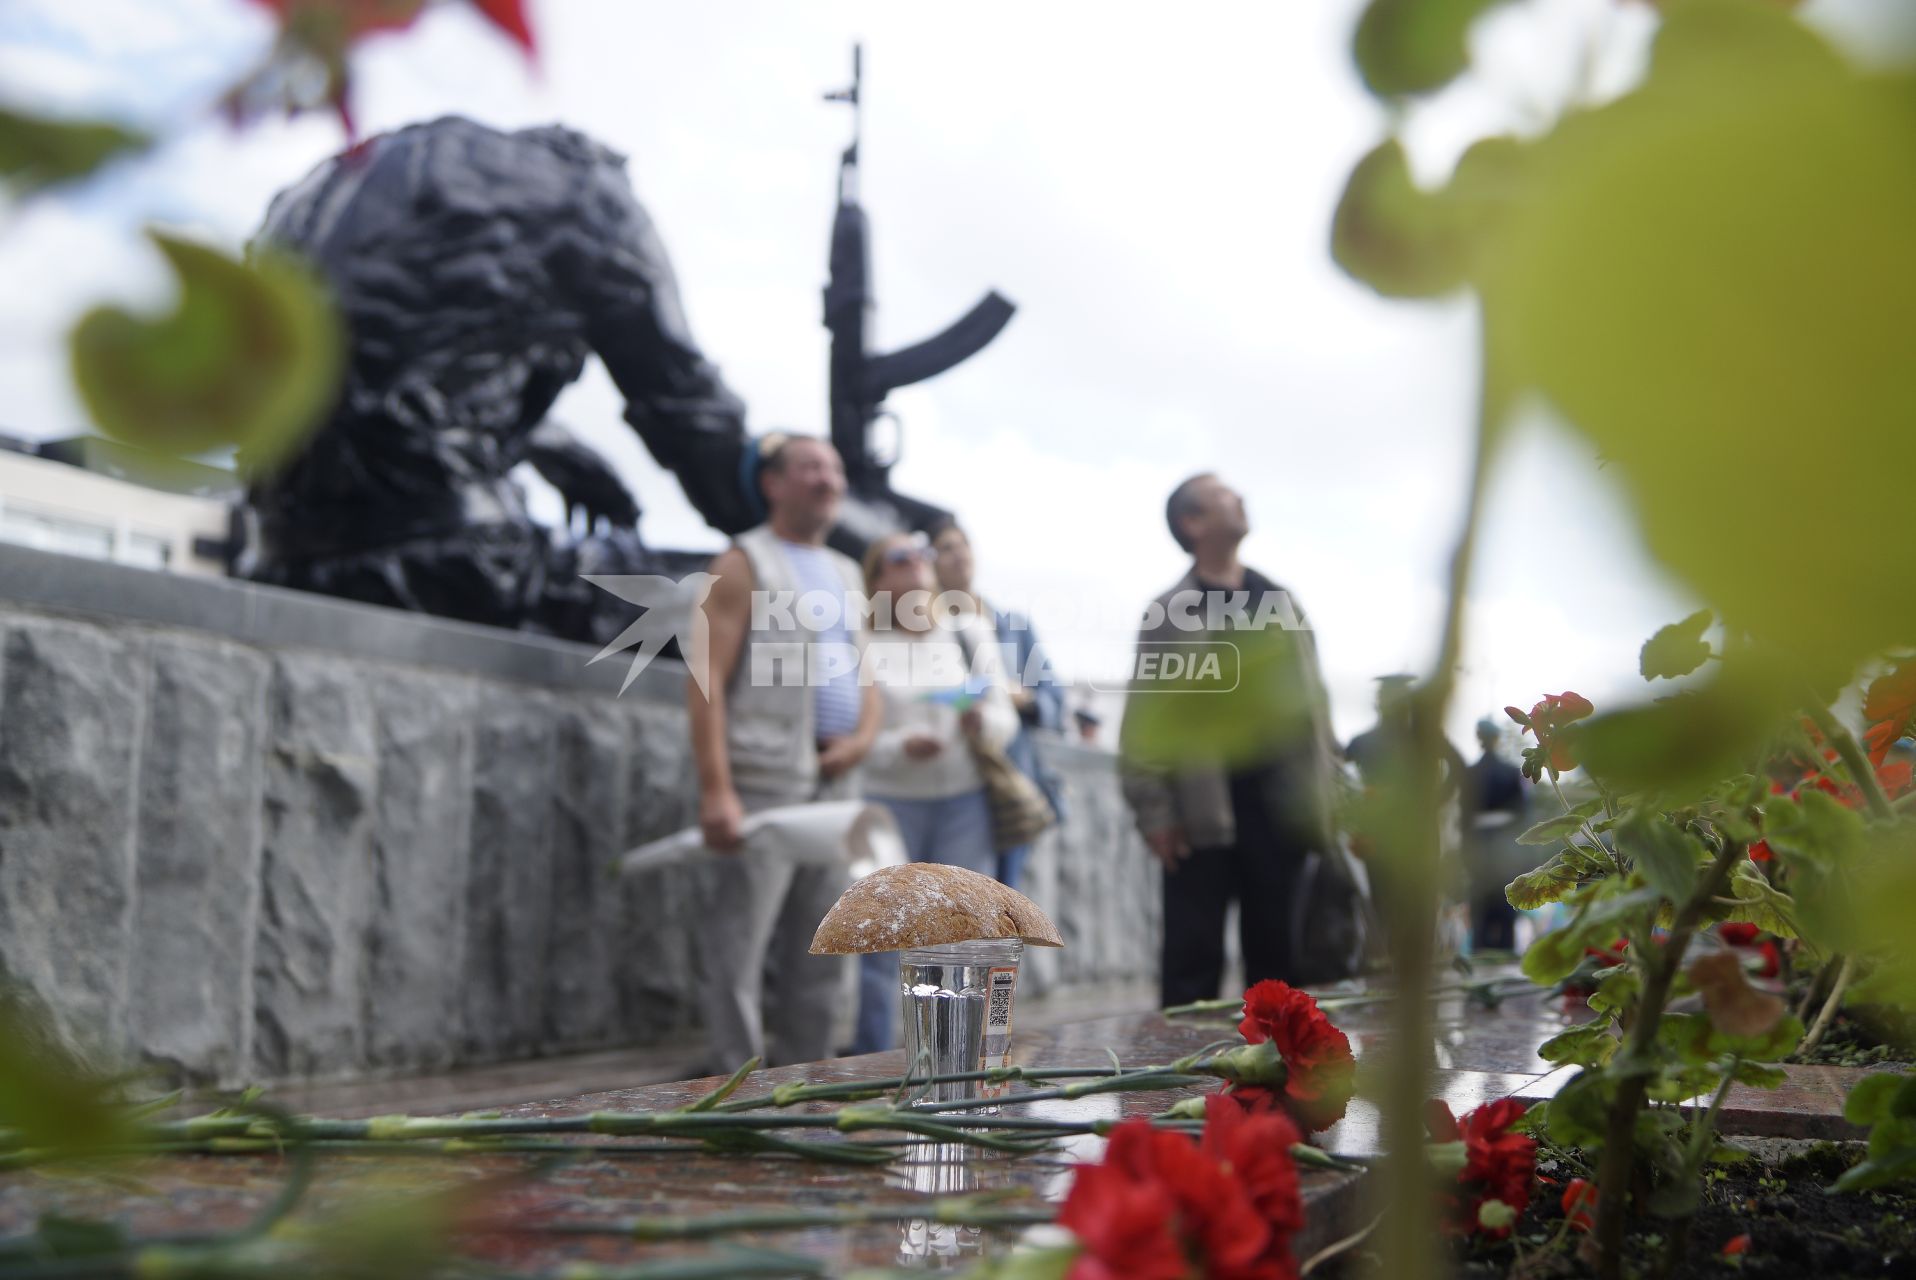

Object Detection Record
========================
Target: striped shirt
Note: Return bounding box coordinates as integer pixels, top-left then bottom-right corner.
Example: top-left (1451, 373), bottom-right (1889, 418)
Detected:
top-left (779, 540), bottom-right (863, 740)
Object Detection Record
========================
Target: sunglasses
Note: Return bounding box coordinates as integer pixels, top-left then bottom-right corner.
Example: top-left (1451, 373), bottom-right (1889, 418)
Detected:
top-left (881, 533), bottom-right (932, 567)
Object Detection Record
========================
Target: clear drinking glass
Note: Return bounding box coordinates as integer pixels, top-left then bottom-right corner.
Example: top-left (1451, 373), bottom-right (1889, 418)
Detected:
top-left (898, 938), bottom-right (1024, 1104)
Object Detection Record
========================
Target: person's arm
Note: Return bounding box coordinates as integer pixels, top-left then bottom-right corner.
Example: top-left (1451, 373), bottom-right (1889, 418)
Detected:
top-left (1118, 609), bottom-right (1187, 867)
top-left (964, 679), bottom-right (1021, 748)
top-left (688, 546), bottom-right (751, 851)
top-left (818, 680), bottom-right (883, 778)
top-left (1010, 613), bottom-right (1067, 732)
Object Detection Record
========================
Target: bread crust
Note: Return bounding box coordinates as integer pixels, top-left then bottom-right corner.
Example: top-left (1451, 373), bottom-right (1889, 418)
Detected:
top-left (809, 862), bottom-right (1065, 955)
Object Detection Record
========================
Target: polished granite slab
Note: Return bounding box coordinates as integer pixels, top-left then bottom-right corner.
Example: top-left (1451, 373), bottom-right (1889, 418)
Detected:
top-left (0, 998), bottom-right (1888, 1275)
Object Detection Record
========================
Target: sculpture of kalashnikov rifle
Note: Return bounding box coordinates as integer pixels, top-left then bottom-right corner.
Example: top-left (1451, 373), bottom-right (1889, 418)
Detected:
top-left (814, 44), bottom-right (1017, 554)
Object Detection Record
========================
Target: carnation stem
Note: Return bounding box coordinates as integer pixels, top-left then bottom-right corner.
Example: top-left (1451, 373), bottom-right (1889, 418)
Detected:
top-left (1298, 1209), bottom-right (1385, 1277)
top-left (1797, 956), bottom-right (1855, 1057)
top-left (529, 1200), bottom-right (1059, 1241)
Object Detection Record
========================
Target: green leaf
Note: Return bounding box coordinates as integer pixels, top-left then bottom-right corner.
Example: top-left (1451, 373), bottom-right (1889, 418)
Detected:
top-left (1539, 1021), bottom-right (1619, 1067)
top-left (70, 230), bottom-right (342, 470)
top-left (1521, 885), bottom-right (1660, 984)
top-left (1333, 133), bottom-right (1526, 299)
top-left (1732, 1062), bottom-right (1787, 1089)
top-left (1351, 0), bottom-right (1521, 98)
top-left (1483, 3), bottom-right (1916, 673)
top-left (1542, 1070), bottom-right (1613, 1149)
top-left (1516, 798), bottom-right (1606, 846)
top-left (0, 107), bottom-right (147, 193)
top-left (1571, 663), bottom-right (1794, 799)
top-left (1834, 1146), bottom-right (1916, 1193)
top-left (1588, 969), bottom-right (1641, 1016)
top-left (1843, 1072), bottom-right (1907, 1126)
top-left (1506, 844), bottom-right (1608, 911)
top-left (1660, 1011), bottom-right (1804, 1065)
top-left (1620, 813), bottom-right (1708, 906)
top-left (0, 995), bottom-right (132, 1158)
top-left (1718, 862), bottom-right (1800, 941)
top-left (1640, 610), bottom-right (1714, 681)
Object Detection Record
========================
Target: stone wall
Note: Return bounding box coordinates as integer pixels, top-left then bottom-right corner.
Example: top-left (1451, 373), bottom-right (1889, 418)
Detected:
top-left (0, 543), bottom-right (1156, 1087)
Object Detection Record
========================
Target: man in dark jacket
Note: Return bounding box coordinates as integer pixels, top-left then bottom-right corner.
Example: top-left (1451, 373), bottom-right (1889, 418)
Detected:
top-left (1120, 473), bottom-right (1362, 1005)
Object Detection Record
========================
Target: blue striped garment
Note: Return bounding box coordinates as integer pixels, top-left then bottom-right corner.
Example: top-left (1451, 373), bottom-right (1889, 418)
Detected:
top-left (779, 540), bottom-right (863, 740)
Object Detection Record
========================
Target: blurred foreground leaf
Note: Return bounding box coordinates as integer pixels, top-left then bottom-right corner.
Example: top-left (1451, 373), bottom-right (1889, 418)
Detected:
top-left (0, 107), bottom-right (147, 193)
top-left (1352, 0), bottom-right (1519, 98)
top-left (1332, 134), bottom-right (1524, 299)
top-left (1639, 610), bottom-right (1713, 681)
top-left (69, 230), bottom-right (342, 470)
top-left (1572, 661), bottom-right (1795, 798)
top-left (0, 993), bottom-right (133, 1157)
top-left (1487, 1), bottom-right (1916, 671)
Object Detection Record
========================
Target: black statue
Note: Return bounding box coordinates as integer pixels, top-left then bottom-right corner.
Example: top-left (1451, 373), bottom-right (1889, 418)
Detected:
top-left (240, 116), bottom-right (749, 637)
top-left (241, 50), bottom-right (1013, 638)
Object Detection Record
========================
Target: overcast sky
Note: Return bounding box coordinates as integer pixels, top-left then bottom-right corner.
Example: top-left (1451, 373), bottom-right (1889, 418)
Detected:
top-left (2, 0), bottom-right (1907, 743)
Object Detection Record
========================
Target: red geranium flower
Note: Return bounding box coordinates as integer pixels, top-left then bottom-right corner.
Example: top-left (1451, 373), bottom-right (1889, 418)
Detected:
top-left (1716, 923), bottom-right (1781, 978)
top-left (1749, 838), bottom-right (1773, 863)
top-left (1561, 1178), bottom-right (1597, 1232)
top-left (1236, 980), bottom-right (1357, 1131)
top-left (1722, 1233), bottom-right (1751, 1257)
top-left (1507, 693), bottom-right (1594, 774)
top-left (1427, 1098), bottom-right (1537, 1239)
top-left (1060, 1096), bottom-right (1304, 1280)
top-left (1863, 661), bottom-right (1916, 767)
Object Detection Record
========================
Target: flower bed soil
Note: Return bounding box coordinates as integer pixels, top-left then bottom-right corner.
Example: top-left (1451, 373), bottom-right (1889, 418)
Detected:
top-left (1324, 1143), bottom-right (1916, 1279)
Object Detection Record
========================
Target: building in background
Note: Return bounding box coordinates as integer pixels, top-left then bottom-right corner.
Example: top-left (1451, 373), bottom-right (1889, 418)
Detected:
top-left (0, 433), bottom-right (237, 577)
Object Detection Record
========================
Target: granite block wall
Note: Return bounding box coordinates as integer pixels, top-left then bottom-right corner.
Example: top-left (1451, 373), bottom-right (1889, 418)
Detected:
top-left (0, 544), bottom-right (1155, 1087)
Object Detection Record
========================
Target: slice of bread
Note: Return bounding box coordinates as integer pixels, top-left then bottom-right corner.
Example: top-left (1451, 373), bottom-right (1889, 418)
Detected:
top-left (809, 862), bottom-right (1065, 955)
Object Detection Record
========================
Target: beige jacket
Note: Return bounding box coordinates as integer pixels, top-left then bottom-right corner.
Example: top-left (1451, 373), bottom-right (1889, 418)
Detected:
top-left (1118, 568), bottom-right (1340, 850)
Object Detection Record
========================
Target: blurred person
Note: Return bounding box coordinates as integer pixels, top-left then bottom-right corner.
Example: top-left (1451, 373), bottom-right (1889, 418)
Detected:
top-left (1463, 717), bottom-right (1528, 952)
top-left (928, 517), bottom-right (1066, 891)
top-left (1119, 473), bottom-right (1359, 1005)
top-left (687, 434), bottom-right (878, 1070)
top-left (843, 531), bottom-right (1024, 1054)
top-left (1344, 674), bottom-right (1417, 786)
top-left (1073, 706), bottom-right (1103, 746)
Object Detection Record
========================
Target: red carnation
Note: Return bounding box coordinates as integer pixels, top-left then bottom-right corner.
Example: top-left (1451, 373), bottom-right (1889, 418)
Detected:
top-left (1236, 980), bottom-right (1357, 1131)
top-left (1427, 1098), bottom-right (1537, 1239)
top-left (1060, 1096), bottom-right (1304, 1280)
top-left (1561, 1178), bottom-right (1597, 1232)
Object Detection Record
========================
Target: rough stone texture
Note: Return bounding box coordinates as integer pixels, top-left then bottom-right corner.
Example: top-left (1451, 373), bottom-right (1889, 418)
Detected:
top-left (615, 701), bottom-right (704, 1044)
top-left (0, 546), bottom-right (1156, 1087)
top-left (251, 653), bottom-right (379, 1078)
top-left (463, 692), bottom-right (558, 1062)
top-left (363, 671), bottom-right (477, 1071)
top-left (126, 638), bottom-right (268, 1082)
top-left (541, 700), bottom-right (626, 1050)
top-left (0, 619), bottom-right (146, 1054)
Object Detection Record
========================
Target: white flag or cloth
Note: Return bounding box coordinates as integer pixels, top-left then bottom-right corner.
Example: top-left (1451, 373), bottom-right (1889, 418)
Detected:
top-left (617, 801), bottom-right (908, 880)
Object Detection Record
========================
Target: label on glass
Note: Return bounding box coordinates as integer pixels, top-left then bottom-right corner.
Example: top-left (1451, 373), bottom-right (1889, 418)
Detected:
top-left (983, 965), bottom-right (1018, 1070)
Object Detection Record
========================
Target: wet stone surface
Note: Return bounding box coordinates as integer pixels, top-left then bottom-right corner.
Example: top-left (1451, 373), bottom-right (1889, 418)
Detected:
top-left (0, 990), bottom-right (1892, 1274)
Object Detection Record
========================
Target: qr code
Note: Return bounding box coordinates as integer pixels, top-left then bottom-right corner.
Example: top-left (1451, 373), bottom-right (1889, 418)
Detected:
top-left (988, 969), bottom-right (1016, 1029)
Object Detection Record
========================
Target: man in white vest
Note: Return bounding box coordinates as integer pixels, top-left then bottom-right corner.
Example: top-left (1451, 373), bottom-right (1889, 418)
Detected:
top-left (688, 434), bottom-right (878, 1069)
